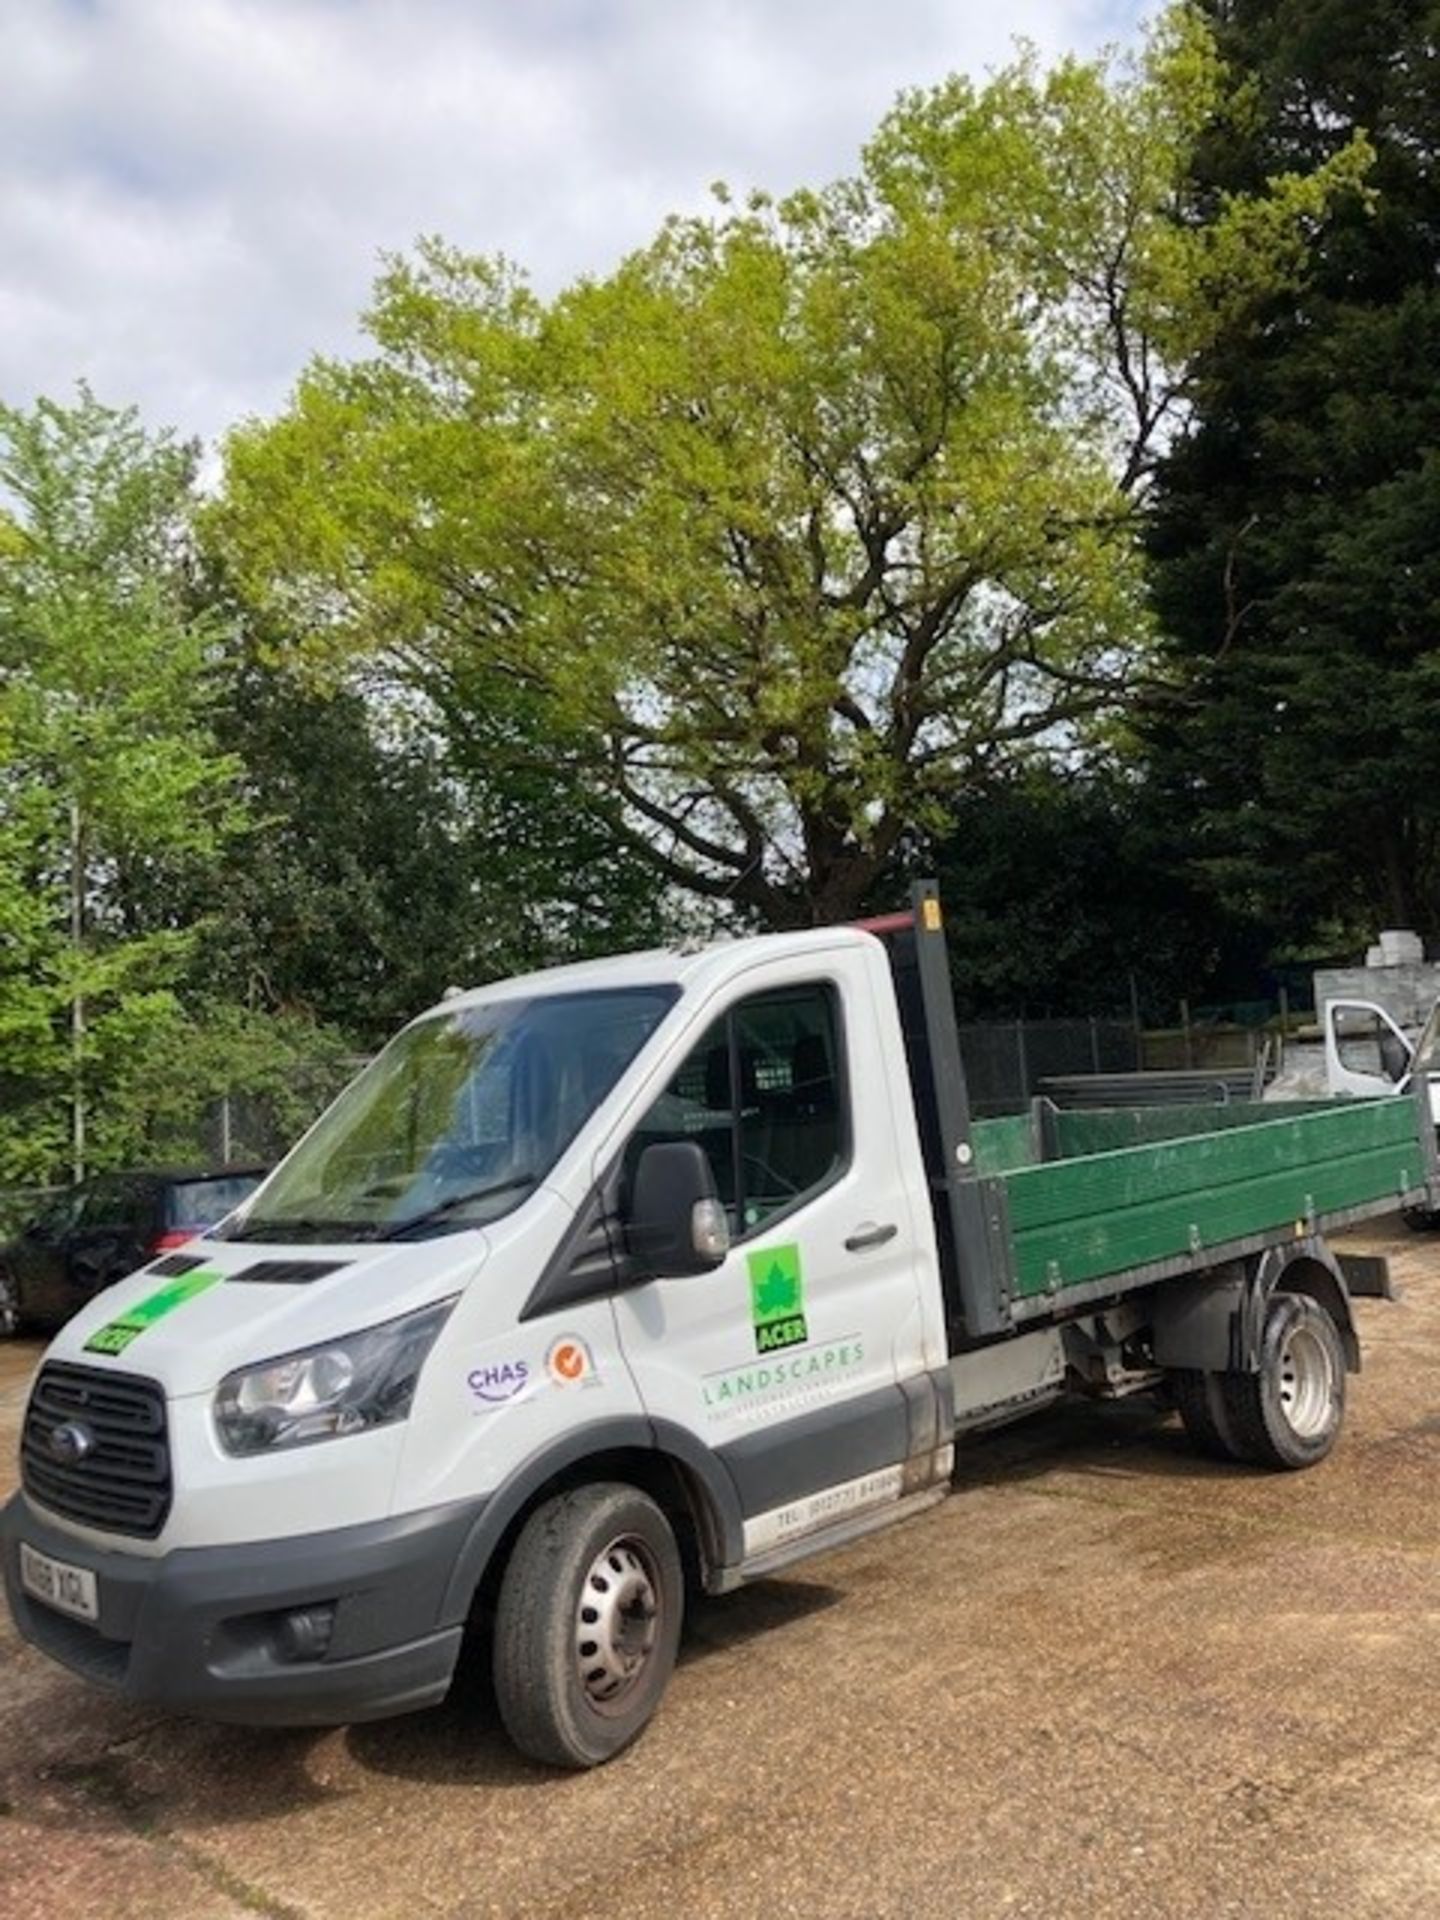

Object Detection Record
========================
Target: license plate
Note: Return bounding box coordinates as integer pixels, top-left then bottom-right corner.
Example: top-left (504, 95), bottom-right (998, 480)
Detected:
top-left (19, 1542), bottom-right (99, 1623)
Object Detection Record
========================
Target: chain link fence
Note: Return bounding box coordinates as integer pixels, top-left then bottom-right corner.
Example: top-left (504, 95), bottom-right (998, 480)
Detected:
top-left (0, 1058), bottom-right (367, 1237)
top-left (959, 1018), bottom-right (1141, 1117)
top-left (194, 1057), bottom-right (368, 1168)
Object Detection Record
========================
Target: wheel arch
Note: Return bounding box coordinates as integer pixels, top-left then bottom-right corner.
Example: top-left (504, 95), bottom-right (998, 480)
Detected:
top-left (1248, 1241), bottom-right (1360, 1374)
top-left (438, 1418), bottom-right (743, 1625)
top-left (1150, 1236), bottom-right (1359, 1377)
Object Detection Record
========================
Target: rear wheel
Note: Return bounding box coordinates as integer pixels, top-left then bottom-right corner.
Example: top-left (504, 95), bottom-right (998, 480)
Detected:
top-left (1218, 1293), bottom-right (1346, 1471)
top-left (1171, 1367), bottom-right (1242, 1460)
top-left (493, 1482), bottom-right (684, 1770)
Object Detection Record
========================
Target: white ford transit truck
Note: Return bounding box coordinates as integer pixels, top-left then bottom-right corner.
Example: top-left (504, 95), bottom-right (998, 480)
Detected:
top-left (2, 886), bottom-right (1430, 1766)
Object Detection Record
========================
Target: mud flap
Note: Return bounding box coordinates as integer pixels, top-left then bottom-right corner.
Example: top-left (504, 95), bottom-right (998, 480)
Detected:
top-left (1336, 1252), bottom-right (1399, 1301)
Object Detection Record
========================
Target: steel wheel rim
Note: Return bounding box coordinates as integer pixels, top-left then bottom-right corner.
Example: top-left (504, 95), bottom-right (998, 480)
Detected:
top-left (574, 1532), bottom-right (662, 1715)
top-left (1277, 1323), bottom-right (1334, 1438)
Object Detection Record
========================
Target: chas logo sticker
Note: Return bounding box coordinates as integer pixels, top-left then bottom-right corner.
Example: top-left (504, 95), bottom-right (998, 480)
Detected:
top-left (546, 1336), bottom-right (596, 1387)
top-left (467, 1360), bottom-right (530, 1408)
top-left (748, 1243), bottom-right (807, 1354)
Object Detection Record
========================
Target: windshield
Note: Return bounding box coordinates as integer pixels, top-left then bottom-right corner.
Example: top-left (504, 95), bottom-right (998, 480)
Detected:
top-left (224, 985), bottom-right (678, 1243)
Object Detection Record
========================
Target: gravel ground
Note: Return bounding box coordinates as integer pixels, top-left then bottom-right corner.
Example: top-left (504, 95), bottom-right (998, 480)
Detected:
top-left (2, 1216), bottom-right (1439, 1920)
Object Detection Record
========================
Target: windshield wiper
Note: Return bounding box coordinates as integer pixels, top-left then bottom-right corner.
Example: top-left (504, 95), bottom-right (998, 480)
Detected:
top-left (382, 1175), bottom-right (539, 1241)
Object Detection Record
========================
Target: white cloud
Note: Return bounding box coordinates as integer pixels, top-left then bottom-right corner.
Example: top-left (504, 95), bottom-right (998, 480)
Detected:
top-left (0, 0), bottom-right (1147, 446)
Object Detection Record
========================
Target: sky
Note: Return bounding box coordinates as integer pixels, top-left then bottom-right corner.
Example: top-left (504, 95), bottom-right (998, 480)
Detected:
top-left (1, 0), bottom-right (1147, 449)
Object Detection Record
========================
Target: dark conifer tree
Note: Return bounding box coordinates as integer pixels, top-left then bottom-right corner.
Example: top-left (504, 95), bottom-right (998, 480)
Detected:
top-left (1149, 1), bottom-right (1440, 942)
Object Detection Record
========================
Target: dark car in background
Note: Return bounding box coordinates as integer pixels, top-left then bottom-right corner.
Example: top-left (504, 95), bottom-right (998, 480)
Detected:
top-left (0, 1167), bottom-right (265, 1337)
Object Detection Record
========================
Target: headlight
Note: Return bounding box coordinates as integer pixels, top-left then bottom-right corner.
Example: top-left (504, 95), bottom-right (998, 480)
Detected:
top-left (213, 1298), bottom-right (456, 1456)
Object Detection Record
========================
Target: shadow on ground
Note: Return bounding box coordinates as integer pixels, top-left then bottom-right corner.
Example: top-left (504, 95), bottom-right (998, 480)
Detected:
top-left (949, 1392), bottom-right (1246, 1490)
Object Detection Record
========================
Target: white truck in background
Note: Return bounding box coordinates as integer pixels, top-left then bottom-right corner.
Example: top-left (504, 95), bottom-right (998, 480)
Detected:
top-left (1321, 996), bottom-right (1440, 1227)
top-left (1322, 995), bottom-right (1440, 1110)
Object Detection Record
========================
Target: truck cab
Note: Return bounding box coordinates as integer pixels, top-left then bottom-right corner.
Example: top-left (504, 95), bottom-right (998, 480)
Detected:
top-left (3, 927), bottom-right (952, 1765)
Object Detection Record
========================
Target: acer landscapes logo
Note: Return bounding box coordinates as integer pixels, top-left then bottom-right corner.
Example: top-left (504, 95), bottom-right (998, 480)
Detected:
top-left (748, 1243), bottom-right (807, 1354)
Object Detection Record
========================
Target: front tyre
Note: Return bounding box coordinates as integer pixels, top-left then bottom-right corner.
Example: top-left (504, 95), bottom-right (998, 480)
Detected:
top-left (1220, 1294), bottom-right (1346, 1471)
top-left (493, 1483), bottom-right (683, 1769)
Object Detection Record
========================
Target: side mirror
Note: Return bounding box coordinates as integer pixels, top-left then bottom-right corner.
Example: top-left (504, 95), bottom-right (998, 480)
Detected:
top-left (625, 1141), bottom-right (730, 1278)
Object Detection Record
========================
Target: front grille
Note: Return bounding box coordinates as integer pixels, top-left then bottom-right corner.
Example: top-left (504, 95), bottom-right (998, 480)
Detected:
top-left (21, 1363), bottom-right (171, 1539)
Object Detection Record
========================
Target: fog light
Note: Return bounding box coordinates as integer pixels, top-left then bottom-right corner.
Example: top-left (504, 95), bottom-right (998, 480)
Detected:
top-left (276, 1604), bottom-right (336, 1663)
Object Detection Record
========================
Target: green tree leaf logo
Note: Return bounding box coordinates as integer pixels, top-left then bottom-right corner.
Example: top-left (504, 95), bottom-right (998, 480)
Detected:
top-left (754, 1261), bottom-right (799, 1319)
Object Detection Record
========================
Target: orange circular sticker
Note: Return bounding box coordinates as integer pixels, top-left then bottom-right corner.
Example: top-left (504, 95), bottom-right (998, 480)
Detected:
top-left (546, 1337), bottom-right (593, 1386)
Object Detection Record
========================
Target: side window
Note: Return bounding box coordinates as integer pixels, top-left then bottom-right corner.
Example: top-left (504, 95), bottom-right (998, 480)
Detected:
top-left (76, 1177), bottom-right (126, 1231)
top-left (627, 984), bottom-right (845, 1239)
top-left (733, 989), bottom-right (843, 1230)
top-left (30, 1186), bottom-right (87, 1238)
top-left (627, 1015), bottom-right (736, 1220)
top-left (124, 1179), bottom-right (161, 1234)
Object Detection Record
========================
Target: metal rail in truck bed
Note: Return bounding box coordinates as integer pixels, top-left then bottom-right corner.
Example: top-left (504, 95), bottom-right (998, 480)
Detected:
top-left (870, 883), bottom-right (1440, 1353)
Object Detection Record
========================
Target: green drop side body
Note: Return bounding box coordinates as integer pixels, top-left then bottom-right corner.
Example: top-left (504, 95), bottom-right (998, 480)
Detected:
top-left (887, 882), bottom-right (1440, 1350)
top-left (972, 1097), bottom-right (1431, 1314)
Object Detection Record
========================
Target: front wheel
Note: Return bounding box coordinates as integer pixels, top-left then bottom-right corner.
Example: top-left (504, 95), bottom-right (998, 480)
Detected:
top-left (1218, 1293), bottom-right (1346, 1471)
top-left (493, 1483), bottom-right (684, 1769)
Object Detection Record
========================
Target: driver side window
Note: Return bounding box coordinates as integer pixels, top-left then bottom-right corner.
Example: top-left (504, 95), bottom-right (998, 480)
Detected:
top-left (30, 1186), bottom-right (87, 1238)
top-left (628, 983), bottom-right (846, 1238)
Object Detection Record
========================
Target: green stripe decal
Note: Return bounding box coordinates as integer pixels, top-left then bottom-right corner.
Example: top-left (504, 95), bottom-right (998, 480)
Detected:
top-left (84, 1268), bottom-right (224, 1356)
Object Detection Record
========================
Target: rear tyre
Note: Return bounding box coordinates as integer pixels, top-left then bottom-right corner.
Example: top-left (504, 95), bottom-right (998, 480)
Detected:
top-left (0, 1269), bottom-right (19, 1340)
top-left (1402, 1205), bottom-right (1440, 1233)
top-left (1171, 1368), bottom-right (1242, 1461)
top-left (493, 1482), bottom-right (684, 1770)
top-left (1218, 1293), bottom-right (1346, 1471)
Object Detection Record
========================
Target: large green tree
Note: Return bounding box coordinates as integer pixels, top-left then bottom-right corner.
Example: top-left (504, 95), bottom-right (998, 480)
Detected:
top-left (0, 390), bottom-right (244, 1181)
top-left (167, 637), bottom-right (671, 1046)
top-left (215, 8), bottom-right (1365, 926)
top-left (1148, 0), bottom-right (1440, 941)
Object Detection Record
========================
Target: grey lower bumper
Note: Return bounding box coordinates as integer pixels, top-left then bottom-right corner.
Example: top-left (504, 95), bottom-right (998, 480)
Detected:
top-left (0, 1492), bottom-right (483, 1726)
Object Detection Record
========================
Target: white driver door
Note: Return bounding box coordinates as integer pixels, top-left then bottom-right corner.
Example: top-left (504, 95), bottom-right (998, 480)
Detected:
top-left (606, 950), bottom-right (930, 1558)
top-left (1323, 998), bottom-right (1414, 1098)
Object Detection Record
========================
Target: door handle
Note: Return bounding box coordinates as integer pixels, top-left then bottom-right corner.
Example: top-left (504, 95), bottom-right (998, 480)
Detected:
top-left (845, 1221), bottom-right (898, 1253)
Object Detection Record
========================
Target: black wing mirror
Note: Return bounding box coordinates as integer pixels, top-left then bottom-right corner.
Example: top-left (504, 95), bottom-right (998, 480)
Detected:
top-left (625, 1141), bottom-right (730, 1278)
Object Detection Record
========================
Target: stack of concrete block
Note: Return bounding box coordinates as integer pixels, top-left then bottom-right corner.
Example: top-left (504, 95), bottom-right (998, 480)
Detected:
top-left (1316, 931), bottom-right (1440, 1033)
top-left (1364, 930), bottom-right (1426, 968)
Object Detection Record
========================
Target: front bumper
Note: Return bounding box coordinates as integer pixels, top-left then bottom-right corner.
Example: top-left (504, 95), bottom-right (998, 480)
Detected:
top-left (0, 1492), bottom-right (483, 1726)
